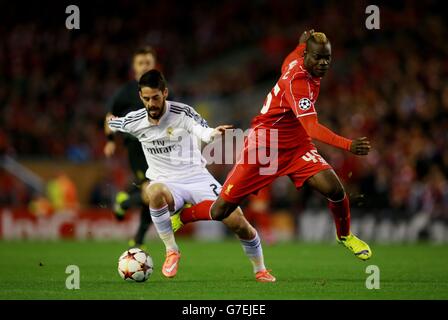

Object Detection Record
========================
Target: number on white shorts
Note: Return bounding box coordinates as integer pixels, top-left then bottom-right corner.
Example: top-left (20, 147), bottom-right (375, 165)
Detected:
top-left (210, 184), bottom-right (219, 196)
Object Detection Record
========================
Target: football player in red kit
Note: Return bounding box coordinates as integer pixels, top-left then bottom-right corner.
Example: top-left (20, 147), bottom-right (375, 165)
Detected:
top-left (173, 30), bottom-right (372, 261)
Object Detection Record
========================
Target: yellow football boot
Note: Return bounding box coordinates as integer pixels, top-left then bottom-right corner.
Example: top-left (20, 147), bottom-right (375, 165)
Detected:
top-left (338, 233), bottom-right (372, 261)
top-left (170, 203), bottom-right (192, 233)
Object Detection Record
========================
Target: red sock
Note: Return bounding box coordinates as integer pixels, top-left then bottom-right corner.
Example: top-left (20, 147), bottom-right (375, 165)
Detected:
top-left (180, 200), bottom-right (214, 224)
top-left (328, 194), bottom-right (351, 239)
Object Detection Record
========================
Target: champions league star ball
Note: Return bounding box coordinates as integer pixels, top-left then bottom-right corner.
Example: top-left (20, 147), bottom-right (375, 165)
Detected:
top-left (118, 248), bottom-right (153, 282)
top-left (298, 97), bottom-right (312, 111)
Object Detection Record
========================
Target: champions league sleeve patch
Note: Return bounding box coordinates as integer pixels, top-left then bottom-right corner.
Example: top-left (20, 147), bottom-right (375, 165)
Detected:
top-left (298, 98), bottom-right (312, 111)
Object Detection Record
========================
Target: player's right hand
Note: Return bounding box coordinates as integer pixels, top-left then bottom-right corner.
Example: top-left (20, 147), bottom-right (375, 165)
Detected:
top-left (350, 137), bottom-right (371, 155)
top-left (104, 141), bottom-right (116, 157)
top-left (211, 125), bottom-right (234, 139)
top-left (299, 29), bottom-right (314, 44)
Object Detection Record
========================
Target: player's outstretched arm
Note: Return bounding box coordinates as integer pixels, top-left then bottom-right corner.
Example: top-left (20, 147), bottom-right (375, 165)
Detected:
top-left (298, 115), bottom-right (371, 155)
top-left (285, 77), bottom-right (370, 154)
top-left (183, 105), bottom-right (233, 143)
top-left (299, 114), bottom-right (351, 151)
top-left (349, 137), bottom-right (371, 155)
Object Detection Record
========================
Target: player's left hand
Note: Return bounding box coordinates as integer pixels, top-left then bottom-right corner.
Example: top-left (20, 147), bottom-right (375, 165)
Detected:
top-left (299, 29), bottom-right (314, 44)
top-left (211, 125), bottom-right (234, 139)
top-left (350, 137), bottom-right (371, 155)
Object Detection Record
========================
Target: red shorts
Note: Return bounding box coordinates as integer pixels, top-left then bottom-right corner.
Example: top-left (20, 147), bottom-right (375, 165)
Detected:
top-left (221, 144), bottom-right (332, 204)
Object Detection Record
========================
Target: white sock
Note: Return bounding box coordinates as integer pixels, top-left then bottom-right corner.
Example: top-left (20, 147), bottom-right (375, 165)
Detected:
top-left (239, 231), bottom-right (266, 273)
top-left (150, 205), bottom-right (178, 252)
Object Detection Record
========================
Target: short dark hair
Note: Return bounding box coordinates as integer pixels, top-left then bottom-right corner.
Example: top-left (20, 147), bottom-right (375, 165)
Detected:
top-left (133, 45), bottom-right (157, 60)
top-left (138, 69), bottom-right (167, 91)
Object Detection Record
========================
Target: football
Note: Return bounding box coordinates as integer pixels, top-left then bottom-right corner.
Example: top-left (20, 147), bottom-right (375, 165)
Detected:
top-left (118, 248), bottom-right (153, 282)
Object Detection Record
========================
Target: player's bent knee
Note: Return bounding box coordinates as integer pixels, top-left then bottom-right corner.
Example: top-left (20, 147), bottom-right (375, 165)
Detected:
top-left (328, 185), bottom-right (345, 202)
top-left (146, 183), bottom-right (168, 203)
top-left (210, 198), bottom-right (236, 221)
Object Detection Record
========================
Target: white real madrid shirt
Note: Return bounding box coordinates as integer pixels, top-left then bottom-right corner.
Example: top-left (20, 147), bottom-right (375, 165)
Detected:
top-left (108, 100), bottom-right (215, 182)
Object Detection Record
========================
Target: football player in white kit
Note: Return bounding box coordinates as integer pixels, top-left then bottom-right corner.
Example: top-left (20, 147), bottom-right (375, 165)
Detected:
top-left (108, 70), bottom-right (275, 282)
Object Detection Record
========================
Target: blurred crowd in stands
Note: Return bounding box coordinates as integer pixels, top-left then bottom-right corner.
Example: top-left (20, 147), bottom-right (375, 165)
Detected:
top-left (0, 0), bottom-right (447, 220)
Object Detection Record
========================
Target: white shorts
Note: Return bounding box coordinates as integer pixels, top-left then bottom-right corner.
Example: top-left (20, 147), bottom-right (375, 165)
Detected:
top-left (150, 172), bottom-right (222, 214)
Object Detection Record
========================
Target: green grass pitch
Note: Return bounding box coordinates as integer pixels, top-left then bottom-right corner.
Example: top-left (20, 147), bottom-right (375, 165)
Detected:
top-left (0, 239), bottom-right (447, 299)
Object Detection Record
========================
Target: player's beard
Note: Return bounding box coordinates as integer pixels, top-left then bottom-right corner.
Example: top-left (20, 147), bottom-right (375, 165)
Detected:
top-left (146, 99), bottom-right (166, 120)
